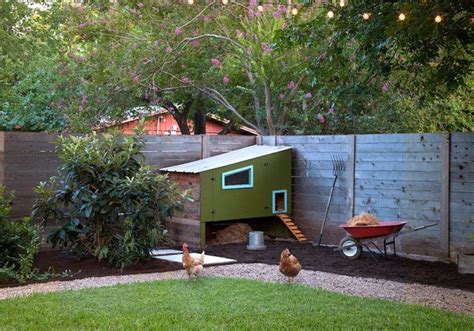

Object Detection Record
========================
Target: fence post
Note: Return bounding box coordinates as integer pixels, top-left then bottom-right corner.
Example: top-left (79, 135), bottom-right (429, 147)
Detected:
top-left (201, 135), bottom-right (210, 159)
top-left (347, 135), bottom-right (356, 218)
top-left (440, 132), bottom-right (451, 258)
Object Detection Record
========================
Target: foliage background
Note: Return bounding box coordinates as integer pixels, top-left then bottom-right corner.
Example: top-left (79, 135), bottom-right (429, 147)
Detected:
top-left (0, 1), bottom-right (472, 134)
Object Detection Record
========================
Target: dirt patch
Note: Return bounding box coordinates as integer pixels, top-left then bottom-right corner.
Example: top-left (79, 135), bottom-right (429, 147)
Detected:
top-left (205, 241), bottom-right (474, 292)
top-left (0, 250), bottom-right (182, 289)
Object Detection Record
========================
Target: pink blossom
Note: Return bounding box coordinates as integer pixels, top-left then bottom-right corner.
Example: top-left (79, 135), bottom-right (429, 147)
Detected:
top-left (133, 75), bottom-right (140, 83)
top-left (318, 113), bottom-right (325, 124)
top-left (305, 92), bottom-right (313, 99)
top-left (166, 46), bottom-right (173, 53)
top-left (174, 27), bottom-right (183, 35)
top-left (181, 76), bottom-right (191, 84)
top-left (262, 43), bottom-right (273, 54)
top-left (279, 93), bottom-right (285, 100)
top-left (248, 8), bottom-right (255, 18)
top-left (143, 57), bottom-right (149, 64)
top-left (288, 81), bottom-right (296, 89)
top-left (273, 10), bottom-right (282, 19)
top-left (328, 106), bottom-right (334, 114)
top-left (382, 81), bottom-right (390, 93)
top-left (249, 0), bottom-right (257, 6)
top-left (144, 92), bottom-right (149, 100)
top-left (153, 40), bottom-right (160, 47)
top-left (191, 40), bottom-right (200, 48)
top-left (78, 105), bottom-right (84, 113)
top-left (278, 5), bottom-right (287, 14)
top-left (223, 75), bottom-right (230, 85)
top-left (211, 58), bottom-right (221, 68)
top-left (78, 23), bottom-right (86, 29)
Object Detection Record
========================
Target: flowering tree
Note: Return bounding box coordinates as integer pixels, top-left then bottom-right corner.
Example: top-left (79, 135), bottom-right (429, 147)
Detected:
top-left (57, 1), bottom-right (316, 135)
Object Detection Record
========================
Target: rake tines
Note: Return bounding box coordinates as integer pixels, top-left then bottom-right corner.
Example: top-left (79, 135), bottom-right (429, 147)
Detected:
top-left (331, 155), bottom-right (345, 177)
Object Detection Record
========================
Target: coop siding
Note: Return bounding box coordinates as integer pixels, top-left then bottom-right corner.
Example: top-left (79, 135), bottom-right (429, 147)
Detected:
top-left (274, 135), bottom-right (353, 244)
top-left (450, 133), bottom-right (474, 256)
top-left (355, 134), bottom-right (444, 257)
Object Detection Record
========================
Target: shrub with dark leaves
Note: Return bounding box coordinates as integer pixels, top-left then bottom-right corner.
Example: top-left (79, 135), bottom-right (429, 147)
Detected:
top-left (32, 130), bottom-right (184, 268)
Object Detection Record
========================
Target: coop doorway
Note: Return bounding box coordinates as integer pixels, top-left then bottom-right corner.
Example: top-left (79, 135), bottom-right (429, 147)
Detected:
top-left (272, 190), bottom-right (287, 214)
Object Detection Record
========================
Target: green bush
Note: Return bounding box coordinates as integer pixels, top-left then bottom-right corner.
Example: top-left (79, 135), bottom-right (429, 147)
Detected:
top-left (0, 187), bottom-right (41, 283)
top-left (32, 130), bottom-right (184, 268)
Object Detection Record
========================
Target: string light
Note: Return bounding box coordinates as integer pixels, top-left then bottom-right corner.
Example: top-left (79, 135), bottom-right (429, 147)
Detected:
top-left (434, 15), bottom-right (442, 23)
top-left (257, 5), bottom-right (264, 12)
top-left (362, 12), bottom-right (370, 20)
top-left (291, 7), bottom-right (298, 16)
top-left (339, 0), bottom-right (345, 7)
top-left (327, 10), bottom-right (334, 19)
top-left (187, 0), bottom-right (194, 4)
top-left (221, 0), bottom-right (228, 4)
top-left (398, 13), bottom-right (406, 21)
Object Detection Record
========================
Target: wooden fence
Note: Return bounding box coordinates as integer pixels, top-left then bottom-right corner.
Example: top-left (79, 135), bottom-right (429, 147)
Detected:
top-left (260, 133), bottom-right (474, 260)
top-left (1, 132), bottom-right (472, 260)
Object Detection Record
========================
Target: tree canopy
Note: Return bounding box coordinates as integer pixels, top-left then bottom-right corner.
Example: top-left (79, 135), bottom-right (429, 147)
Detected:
top-left (0, 0), bottom-right (472, 134)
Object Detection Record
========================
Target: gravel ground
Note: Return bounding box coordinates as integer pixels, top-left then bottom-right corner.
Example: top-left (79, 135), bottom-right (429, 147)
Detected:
top-left (1, 263), bottom-right (472, 315)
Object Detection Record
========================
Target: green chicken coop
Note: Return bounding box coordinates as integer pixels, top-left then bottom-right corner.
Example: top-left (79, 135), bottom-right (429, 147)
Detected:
top-left (161, 145), bottom-right (304, 247)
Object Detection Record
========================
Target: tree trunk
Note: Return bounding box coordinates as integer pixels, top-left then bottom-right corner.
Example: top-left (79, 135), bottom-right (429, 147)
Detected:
top-left (160, 99), bottom-right (191, 134)
top-left (264, 80), bottom-right (275, 135)
top-left (193, 107), bottom-right (206, 135)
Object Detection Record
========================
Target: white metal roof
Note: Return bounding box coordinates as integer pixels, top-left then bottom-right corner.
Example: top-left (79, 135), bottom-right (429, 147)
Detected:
top-left (161, 145), bottom-right (292, 174)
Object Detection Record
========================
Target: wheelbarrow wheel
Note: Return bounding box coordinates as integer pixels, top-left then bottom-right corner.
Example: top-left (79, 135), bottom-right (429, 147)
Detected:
top-left (339, 236), bottom-right (361, 260)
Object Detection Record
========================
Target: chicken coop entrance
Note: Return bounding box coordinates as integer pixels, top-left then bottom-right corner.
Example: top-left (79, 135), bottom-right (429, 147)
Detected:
top-left (272, 190), bottom-right (287, 214)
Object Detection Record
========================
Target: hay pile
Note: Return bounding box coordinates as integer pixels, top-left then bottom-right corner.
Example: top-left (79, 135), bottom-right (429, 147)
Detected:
top-left (215, 223), bottom-right (252, 244)
top-left (347, 213), bottom-right (380, 226)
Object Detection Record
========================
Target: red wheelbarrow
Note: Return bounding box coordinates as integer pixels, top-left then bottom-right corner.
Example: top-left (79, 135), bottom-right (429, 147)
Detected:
top-left (337, 221), bottom-right (437, 259)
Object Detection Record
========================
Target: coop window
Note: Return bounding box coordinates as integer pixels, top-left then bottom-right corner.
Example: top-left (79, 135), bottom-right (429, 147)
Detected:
top-left (272, 190), bottom-right (287, 214)
top-left (222, 165), bottom-right (253, 189)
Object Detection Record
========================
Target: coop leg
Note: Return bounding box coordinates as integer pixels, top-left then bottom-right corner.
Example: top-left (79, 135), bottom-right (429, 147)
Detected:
top-left (200, 222), bottom-right (206, 249)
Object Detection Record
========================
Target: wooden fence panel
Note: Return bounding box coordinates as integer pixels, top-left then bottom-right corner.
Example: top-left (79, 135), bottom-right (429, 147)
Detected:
top-left (450, 133), bottom-right (474, 257)
top-left (275, 135), bottom-right (353, 244)
top-left (355, 133), bottom-right (443, 257)
top-left (2, 132), bottom-right (60, 218)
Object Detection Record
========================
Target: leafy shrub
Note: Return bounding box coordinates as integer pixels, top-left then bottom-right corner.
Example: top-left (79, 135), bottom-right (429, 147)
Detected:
top-left (32, 130), bottom-right (184, 268)
top-left (0, 187), bottom-right (41, 283)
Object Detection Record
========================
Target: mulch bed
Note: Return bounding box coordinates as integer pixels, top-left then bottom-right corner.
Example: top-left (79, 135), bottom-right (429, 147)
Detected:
top-left (2, 240), bottom-right (473, 291)
top-left (206, 241), bottom-right (474, 292)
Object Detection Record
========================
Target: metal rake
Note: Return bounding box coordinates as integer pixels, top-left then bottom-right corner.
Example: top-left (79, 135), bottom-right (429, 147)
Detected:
top-left (316, 155), bottom-right (345, 247)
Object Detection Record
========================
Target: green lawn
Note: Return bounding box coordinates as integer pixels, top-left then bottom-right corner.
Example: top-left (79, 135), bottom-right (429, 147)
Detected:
top-left (0, 277), bottom-right (472, 330)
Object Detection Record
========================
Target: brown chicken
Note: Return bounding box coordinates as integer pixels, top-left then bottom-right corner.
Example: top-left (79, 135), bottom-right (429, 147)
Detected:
top-left (182, 242), bottom-right (205, 279)
top-left (279, 248), bottom-right (301, 283)
top-left (347, 213), bottom-right (380, 226)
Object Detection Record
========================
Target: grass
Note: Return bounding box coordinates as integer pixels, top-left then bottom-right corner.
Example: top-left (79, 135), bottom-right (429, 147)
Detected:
top-left (0, 277), bottom-right (472, 330)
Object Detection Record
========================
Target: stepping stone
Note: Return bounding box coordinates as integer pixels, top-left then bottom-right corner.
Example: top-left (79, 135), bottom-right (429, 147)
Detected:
top-left (152, 253), bottom-right (237, 266)
top-left (150, 249), bottom-right (183, 256)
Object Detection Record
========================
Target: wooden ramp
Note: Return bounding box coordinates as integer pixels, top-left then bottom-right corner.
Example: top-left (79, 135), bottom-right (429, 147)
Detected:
top-left (277, 214), bottom-right (308, 242)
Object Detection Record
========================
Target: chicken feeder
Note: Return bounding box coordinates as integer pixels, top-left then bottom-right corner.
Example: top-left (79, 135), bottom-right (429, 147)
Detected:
top-left (247, 231), bottom-right (266, 250)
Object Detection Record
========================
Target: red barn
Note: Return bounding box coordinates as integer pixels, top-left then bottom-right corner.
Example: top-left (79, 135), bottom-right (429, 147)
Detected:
top-left (115, 109), bottom-right (257, 136)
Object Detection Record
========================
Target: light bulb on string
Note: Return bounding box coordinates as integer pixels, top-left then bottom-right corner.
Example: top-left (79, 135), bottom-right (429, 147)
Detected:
top-left (362, 12), bottom-right (370, 20)
top-left (291, 7), bottom-right (298, 16)
top-left (398, 13), bottom-right (406, 21)
top-left (327, 10), bottom-right (334, 19)
top-left (221, 0), bottom-right (228, 5)
top-left (187, 0), bottom-right (194, 4)
top-left (257, 5), bottom-right (264, 12)
top-left (339, 0), bottom-right (345, 7)
top-left (434, 15), bottom-right (442, 23)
